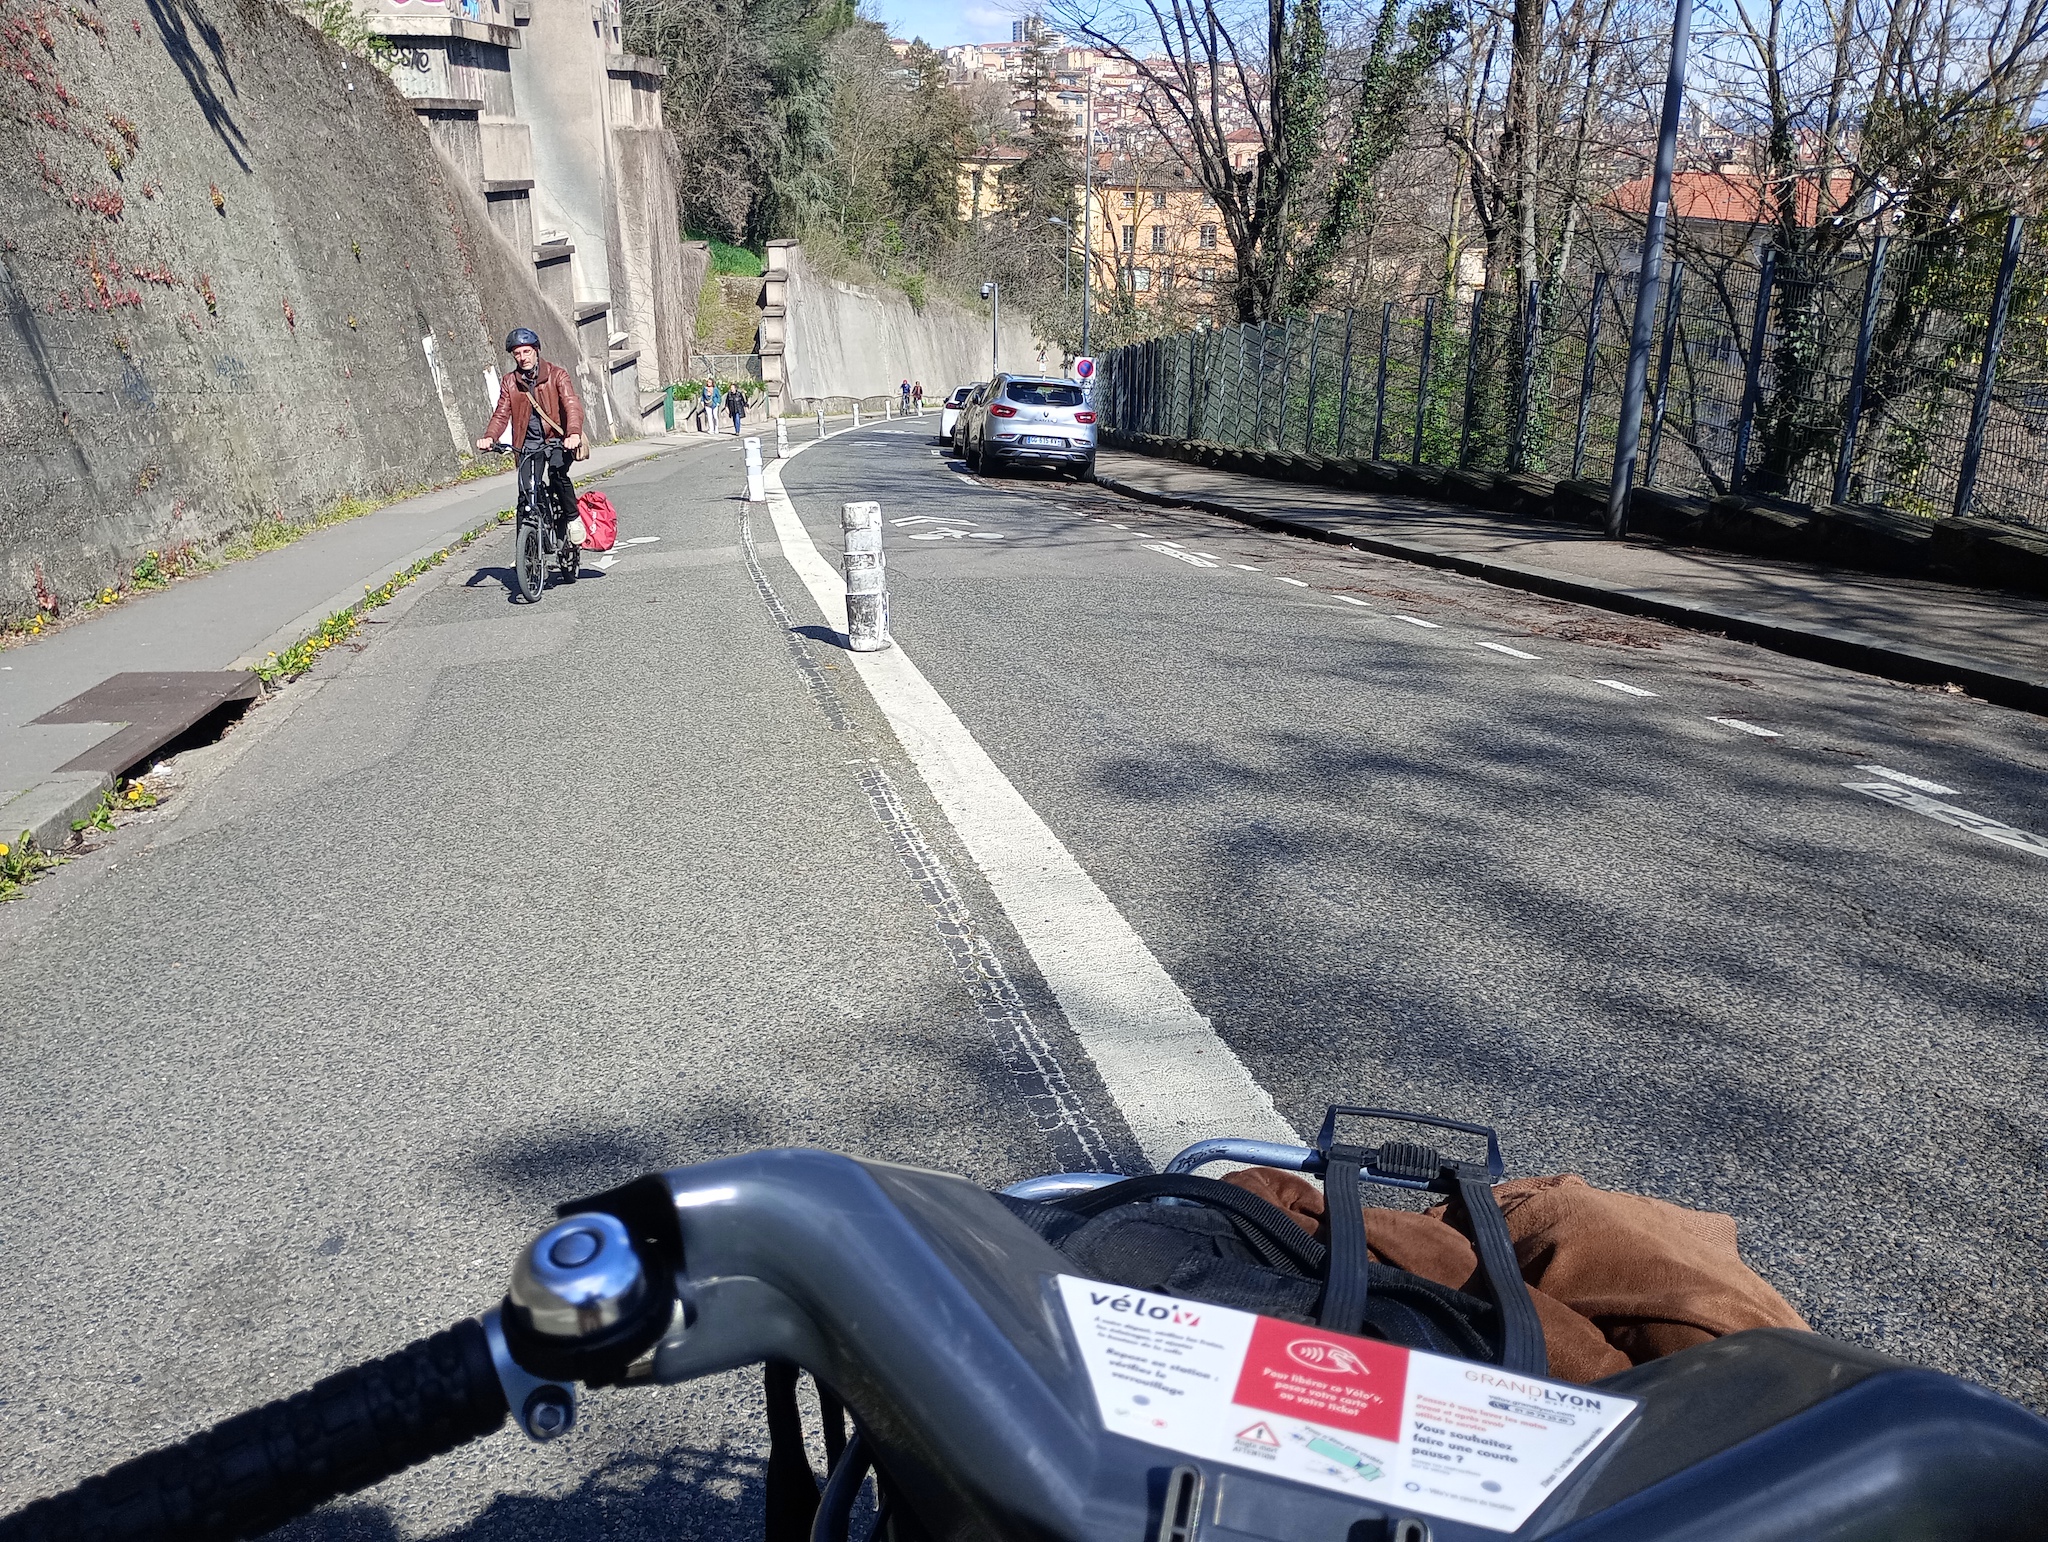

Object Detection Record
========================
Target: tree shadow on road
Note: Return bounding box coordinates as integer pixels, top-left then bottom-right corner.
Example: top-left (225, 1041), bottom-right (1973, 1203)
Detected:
top-left (282, 1445), bottom-right (767, 1542)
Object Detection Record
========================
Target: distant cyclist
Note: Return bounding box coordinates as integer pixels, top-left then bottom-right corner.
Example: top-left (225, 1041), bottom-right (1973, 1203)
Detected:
top-left (480, 328), bottom-right (583, 536)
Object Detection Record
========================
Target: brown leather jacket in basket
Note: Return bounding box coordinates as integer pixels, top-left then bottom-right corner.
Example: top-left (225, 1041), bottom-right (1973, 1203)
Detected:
top-left (1224, 1167), bottom-right (1809, 1384)
top-left (484, 359), bottom-right (586, 453)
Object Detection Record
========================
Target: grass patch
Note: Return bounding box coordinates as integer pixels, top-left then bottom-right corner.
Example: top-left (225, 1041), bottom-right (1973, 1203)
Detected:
top-left (70, 779), bottom-right (159, 837)
top-left (695, 234), bottom-right (764, 277)
top-left (0, 833), bottom-right (60, 901)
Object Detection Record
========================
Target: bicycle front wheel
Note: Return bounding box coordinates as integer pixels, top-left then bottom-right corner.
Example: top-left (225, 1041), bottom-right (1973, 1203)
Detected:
top-left (515, 517), bottom-right (544, 603)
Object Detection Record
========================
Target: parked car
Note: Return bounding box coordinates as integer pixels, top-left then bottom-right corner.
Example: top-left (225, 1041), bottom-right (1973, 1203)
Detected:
top-left (949, 381), bottom-right (992, 458)
top-left (939, 382), bottom-right (980, 444)
top-left (963, 374), bottom-right (1097, 479)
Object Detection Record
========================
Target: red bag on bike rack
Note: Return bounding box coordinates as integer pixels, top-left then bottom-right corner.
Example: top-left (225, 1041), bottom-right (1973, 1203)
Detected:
top-left (573, 489), bottom-right (617, 551)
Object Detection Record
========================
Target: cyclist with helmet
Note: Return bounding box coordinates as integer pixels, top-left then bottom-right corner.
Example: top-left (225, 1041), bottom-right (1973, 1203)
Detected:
top-left (479, 328), bottom-right (584, 544)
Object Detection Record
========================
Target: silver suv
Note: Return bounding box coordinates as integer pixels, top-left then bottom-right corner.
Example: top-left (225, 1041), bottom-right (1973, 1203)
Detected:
top-left (963, 374), bottom-right (1096, 480)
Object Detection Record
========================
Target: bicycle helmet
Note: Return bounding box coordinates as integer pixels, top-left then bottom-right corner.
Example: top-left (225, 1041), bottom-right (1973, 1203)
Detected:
top-left (504, 327), bottom-right (541, 352)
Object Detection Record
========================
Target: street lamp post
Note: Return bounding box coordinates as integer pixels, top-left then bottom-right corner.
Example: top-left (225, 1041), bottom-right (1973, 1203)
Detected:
top-left (1605, 0), bottom-right (1694, 538)
top-left (980, 281), bottom-right (1000, 377)
top-left (1080, 76), bottom-right (1094, 358)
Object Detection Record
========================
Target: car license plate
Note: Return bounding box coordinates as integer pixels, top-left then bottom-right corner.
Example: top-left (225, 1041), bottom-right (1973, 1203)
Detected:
top-left (1025, 435), bottom-right (1064, 447)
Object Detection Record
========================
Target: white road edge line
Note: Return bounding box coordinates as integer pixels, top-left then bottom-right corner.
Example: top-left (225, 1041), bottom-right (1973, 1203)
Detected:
top-left (1275, 576), bottom-right (1311, 588)
top-left (1474, 640), bottom-right (1537, 659)
top-left (1394, 614), bottom-right (1441, 628)
top-left (762, 446), bottom-right (1295, 1165)
top-left (1843, 783), bottom-right (2047, 857)
top-left (1596, 679), bottom-right (1657, 697)
top-left (1709, 717), bottom-right (1783, 738)
top-left (1232, 564), bottom-right (1264, 572)
top-left (1856, 763), bottom-right (1957, 796)
top-left (1334, 595), bottom-right (1370, 607)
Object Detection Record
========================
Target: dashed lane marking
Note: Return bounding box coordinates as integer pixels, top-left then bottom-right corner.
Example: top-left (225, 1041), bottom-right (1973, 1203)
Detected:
top-left (1597, 678), bottom-right (1658, 696)
top-left (1275, 576), bottom-right (1310, 587)
top-left (1394, 614), bottom-right (1441, 628)
top-left (1709, 717), bottom-right (1783, 738)
top-left (1334, 596), bottom-right (1371, 607)
top-left (1147, 543), bottom-right (1220, 568)
top-left (1475, 640), bottom-right (1538, 659)
top-left (1856, 764), bottom-right (1958, 795)
top-left (1232, 564), bottom-right (1263, 572)
top-left (622, 536), bottom-right (660, 546)
top-left (1844, 783), bottom-right (2048, 858)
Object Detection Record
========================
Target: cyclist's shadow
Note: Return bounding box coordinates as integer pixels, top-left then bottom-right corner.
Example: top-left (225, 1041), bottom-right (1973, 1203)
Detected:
top-left (464, 565), bottom-right (606, 602)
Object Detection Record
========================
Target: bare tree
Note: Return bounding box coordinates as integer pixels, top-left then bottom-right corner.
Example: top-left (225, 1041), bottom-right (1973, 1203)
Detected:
top-left (1048, 0), bottom-right (1454, 322)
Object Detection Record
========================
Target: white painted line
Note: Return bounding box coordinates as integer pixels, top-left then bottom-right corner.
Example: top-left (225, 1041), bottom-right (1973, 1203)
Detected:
top-left (591, 554), bottom-right (619, 570)
top-left (953, 474), bottom-right (981, 487)
top-left (1231, 563), bottom-right (1263, 572)
top-left (968, 533), bottom-right (1005, 541)
top-left (1158, 540), bottom-right (1186, 548)
top-left (763, 451), bottom-right (1294, 1164)
top-left (1475, 640), bottom-right (1538, 659)
top-left (895, 515), bottom-right (974, 526)
top-left (1110, 522), bottom-right (1130, 529)
top-left (1145, 543), bottom-right (1220, 568)
top-left (1334, 595), bottom-right (1371, 608)
top-left (909, 529), bottom-right (972, 541)
top-left (1192, 552), bottom-right (1219, 560)
top-left (622, 536), bottom-right (661, 546)
top-left (1596, 679), bottom-right (1657, 696)
top-left (1275, 576), bottom-right (1311, 588)
top-left (1709, 717), bottom-right (1783, 738)
top-left (1843, 783), bottom-right (2047, 857)
top-left (1394, 614), bottom-right (1441, 628)
top-left (1856, 764), bottom-right (1957, 796)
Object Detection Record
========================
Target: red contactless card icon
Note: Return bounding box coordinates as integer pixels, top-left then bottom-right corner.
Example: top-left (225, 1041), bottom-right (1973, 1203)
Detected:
top-left (1230, 1317), bottom-right (1408, 1443)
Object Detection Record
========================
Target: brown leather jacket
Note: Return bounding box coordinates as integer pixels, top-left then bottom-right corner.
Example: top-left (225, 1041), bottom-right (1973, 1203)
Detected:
top-left (485, 359), bottom-right (585, 447)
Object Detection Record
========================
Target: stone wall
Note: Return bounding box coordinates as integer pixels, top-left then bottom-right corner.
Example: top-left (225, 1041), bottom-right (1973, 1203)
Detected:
top-left (765, 242), bottom-right (1047, 411)
top-left (0, 0), bottom-right (582, 619)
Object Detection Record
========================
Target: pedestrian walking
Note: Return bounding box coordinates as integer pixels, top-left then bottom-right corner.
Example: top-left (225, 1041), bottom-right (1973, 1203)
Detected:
top-left (727, 382), bottom-right (748, 434)
top-left (695, 375), bottom-right (716, 433)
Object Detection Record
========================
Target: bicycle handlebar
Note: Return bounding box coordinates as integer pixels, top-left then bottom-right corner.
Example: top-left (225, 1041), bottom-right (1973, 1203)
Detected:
top-left (0, 1320), bottom-right (505, 1542)
top-left (8, 1146), bottom-right (2048, 1542)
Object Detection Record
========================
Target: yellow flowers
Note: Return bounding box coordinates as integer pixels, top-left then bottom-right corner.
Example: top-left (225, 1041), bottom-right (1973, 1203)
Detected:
top-left (0, 844), bottom-right (10, 857)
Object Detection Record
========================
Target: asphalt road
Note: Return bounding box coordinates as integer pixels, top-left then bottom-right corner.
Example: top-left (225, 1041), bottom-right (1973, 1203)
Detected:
top-left (777, 423), bottom-right (2048, 1407)
top-left (1, 417), bottom-right (2044, 1538)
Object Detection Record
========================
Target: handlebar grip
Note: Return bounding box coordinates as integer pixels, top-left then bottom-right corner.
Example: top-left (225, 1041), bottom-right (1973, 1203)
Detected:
top-left (0, 1319), bottom-right (506, 1542)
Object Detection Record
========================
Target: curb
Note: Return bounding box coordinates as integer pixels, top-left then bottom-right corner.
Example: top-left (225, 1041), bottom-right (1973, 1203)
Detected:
top-left (1094, 471), bottom-right (2048, 718)
top-left (1, 770), bottom-right (114, 854)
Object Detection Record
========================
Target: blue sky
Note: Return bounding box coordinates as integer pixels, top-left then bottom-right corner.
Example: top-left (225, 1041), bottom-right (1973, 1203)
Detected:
top-left (871, 0), bottom-right (1023, 48)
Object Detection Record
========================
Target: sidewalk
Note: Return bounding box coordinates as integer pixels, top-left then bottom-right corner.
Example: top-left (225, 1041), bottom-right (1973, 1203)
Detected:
top-left (1095, 448), bottom-right (2048, 716)
top-left (2, 435), bottom-right (708, 846)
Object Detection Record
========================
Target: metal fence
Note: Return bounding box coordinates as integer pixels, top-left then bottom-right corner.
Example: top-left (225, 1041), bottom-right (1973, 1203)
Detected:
top-left (1095, 219), bottom-right (2048, 528)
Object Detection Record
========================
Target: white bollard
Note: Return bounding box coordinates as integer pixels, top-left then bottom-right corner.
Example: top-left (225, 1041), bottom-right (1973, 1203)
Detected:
top-left (841, 501), bottom-right (890, 651)
top-left (776, 417), bottom-right (789, 458)
top-left (885, 399), bottom-right (893, 420)
top-left (744, 437), bottom-right (764, 502)
top-left (853, 402), bottom-right (861, 428)
top-left (816, 408), bottom-right (826, 441)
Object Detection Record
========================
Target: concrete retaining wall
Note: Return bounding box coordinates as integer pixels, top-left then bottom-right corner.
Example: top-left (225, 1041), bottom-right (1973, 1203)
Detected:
top-left (769, 243), bottom-right (1045, 410)
top-left (0, 0), bottom-right (583, 620)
